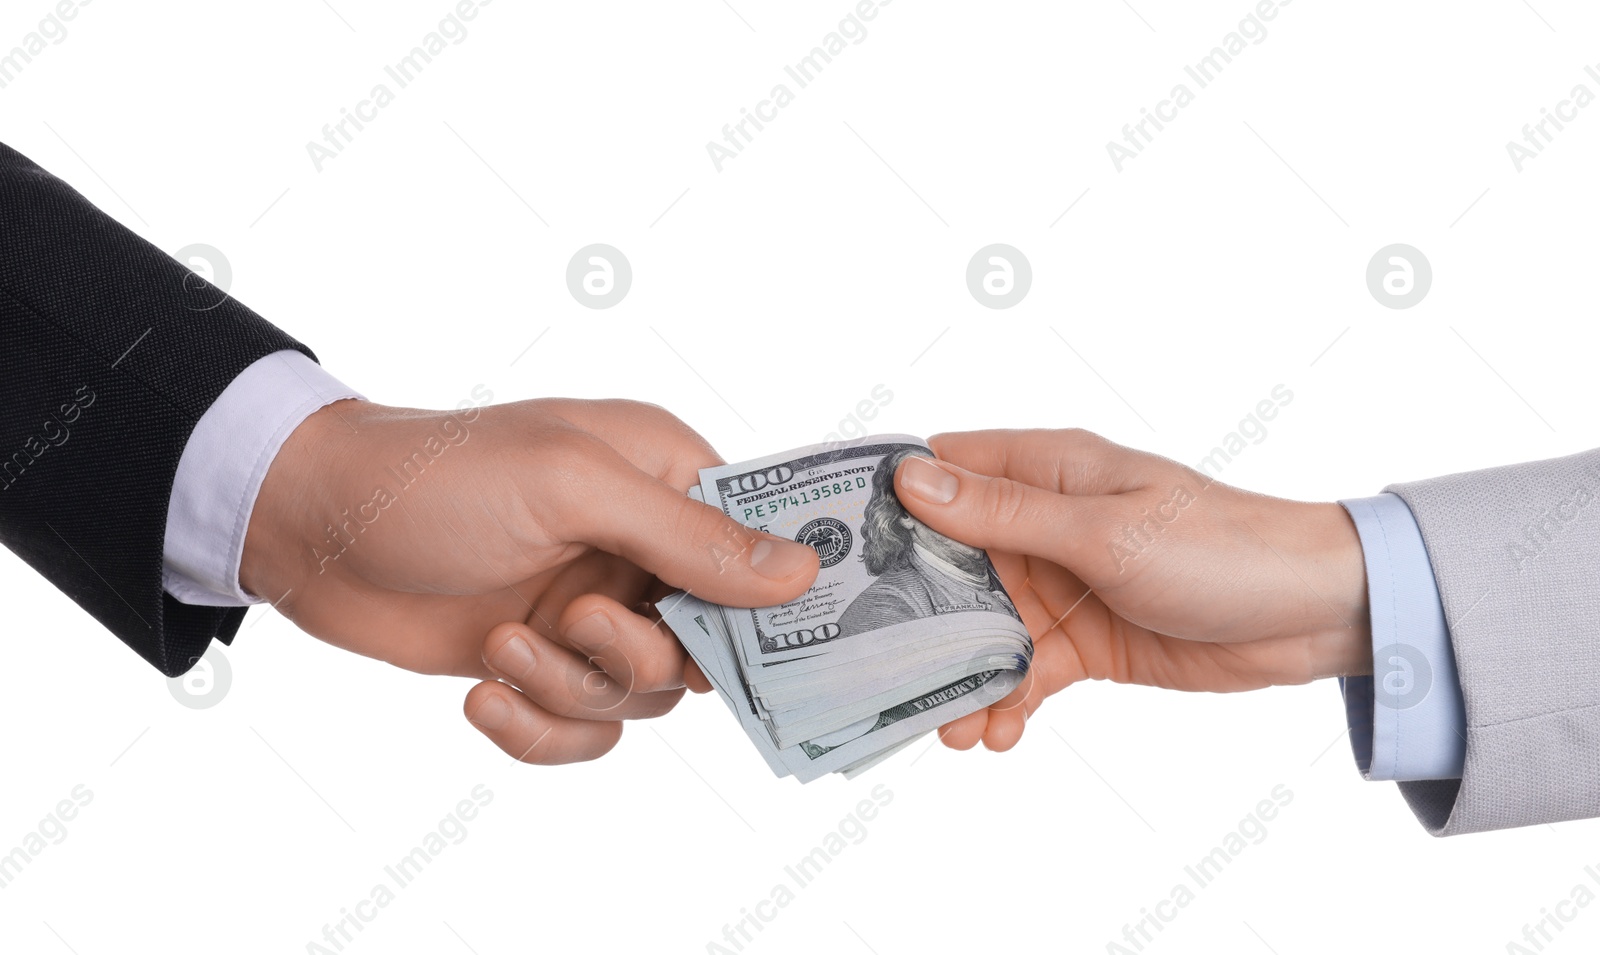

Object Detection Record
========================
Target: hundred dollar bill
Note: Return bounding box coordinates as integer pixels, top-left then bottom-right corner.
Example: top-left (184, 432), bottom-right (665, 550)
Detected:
top-left (698, 436), bottom-right (1027, 672)
top-left (662, 588), bottom-right (1022, 782)
top-left (657, 435), bottom-right (1033, 782)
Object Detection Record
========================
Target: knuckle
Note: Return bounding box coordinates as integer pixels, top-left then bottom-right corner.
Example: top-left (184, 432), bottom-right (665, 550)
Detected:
top-left (1059, 428), bottom-right (1115, 461)
top-left (1060, 427), bottom-right (1116, 453)
top-left (619, 400), bottom-right (695, 443)
top-left (674, 500), bottom-right (748, 558)
top-left (632, 646), bottom-right (682, 692)
top-left (607, 644), bottom-right (652, 690)
top-left (569, 662), bottom-right (622, 711)
top-left (980, 476), bottom-right (1032, 525)
top-left (629, 399), bottom-right (679, 427)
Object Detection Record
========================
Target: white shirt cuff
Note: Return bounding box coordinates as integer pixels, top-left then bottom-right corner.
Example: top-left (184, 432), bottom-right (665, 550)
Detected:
top-left (163, 350), bottom-right (362, 606)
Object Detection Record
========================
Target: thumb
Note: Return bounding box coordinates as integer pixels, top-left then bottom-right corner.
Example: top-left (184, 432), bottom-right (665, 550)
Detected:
top-left (894, 454), bottom-right (1109, 570)
top-left (546, 448), bottom-right (819, 608)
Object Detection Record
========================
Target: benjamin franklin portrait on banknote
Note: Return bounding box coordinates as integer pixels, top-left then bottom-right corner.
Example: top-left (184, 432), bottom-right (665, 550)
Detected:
top-left (836, 447), bottom-right (1021, 638)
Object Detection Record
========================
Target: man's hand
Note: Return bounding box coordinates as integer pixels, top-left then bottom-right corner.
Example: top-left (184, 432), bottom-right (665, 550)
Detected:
top-left (891, 429), bottom-right (1372, 753)
top-left (240, 398), bottom-right (819, 764)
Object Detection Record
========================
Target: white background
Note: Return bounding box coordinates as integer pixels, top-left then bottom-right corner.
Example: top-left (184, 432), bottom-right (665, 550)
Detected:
top-left (3, 1), bottom-right (1599, 952)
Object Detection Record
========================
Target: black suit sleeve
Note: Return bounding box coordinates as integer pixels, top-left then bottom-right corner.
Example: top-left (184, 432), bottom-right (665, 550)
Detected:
top-left (0, 140), bottom-right (314, 677)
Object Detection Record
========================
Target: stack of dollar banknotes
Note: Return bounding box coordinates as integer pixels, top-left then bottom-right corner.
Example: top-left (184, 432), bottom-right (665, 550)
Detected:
top-left (656, 435), bottom-right (1033, 782)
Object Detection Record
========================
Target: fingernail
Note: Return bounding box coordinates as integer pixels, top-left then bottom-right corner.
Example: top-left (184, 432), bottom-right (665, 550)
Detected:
top-left (567, 611), bottom-right (614, 650)
top-left (469, 694), bottom-right (511, 731)
top-left (900, 456), bottom-right (959, 504)
top-left (750, 537), bottom-right (816, 580)
top-left (489, 632), bottom-right (536, 682)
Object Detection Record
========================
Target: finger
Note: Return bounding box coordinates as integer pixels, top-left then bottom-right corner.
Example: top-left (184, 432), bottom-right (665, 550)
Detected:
top-left (463, 681), bottom-right (625, 765)
top-left (978, 671), bottom-right (1036, 753)
top-left (558, 594), bottom-right (689, 695)
top-left (982, 705), bottom-right (1028, 752)
top-left (980, 618), bottom-right (1094, 753)
top-left (542, 440), bottom-right (819, 608)
top-left (969, 667), bottom-right (1038, 753)
top-left (518, 552), bottom-right (652, 652)
top-left (926, 429), bottom-right (1162, 497)
top-left (894, 455), bottom-right (1114, 571)
top-left (482, 622), bottom-right (684, 721)
top-left (684, 658), bottom-right (713, 694)
top-left (938, 709), bottom-right (988, 750)
top-left (985, 627), bottom-right (1086, 735)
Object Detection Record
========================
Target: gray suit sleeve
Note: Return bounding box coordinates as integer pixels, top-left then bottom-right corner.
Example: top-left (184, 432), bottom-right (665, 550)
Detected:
top-left (1385, 448), bottom-right (1600, 835)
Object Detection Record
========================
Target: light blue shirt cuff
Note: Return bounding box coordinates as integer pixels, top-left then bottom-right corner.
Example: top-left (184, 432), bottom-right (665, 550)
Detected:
top-left (1337, 493), bottom-right (1466, 781)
